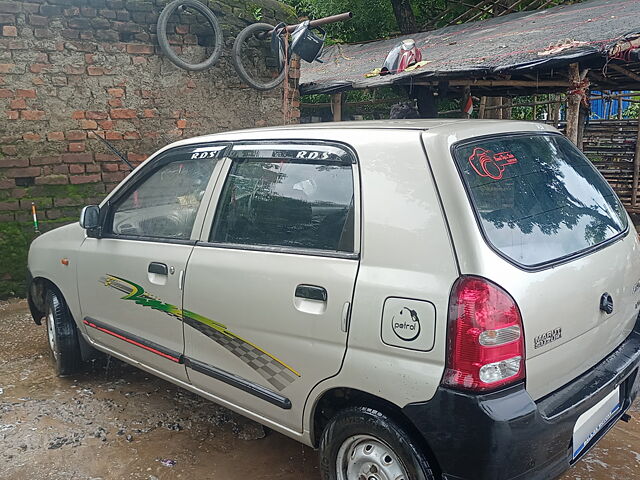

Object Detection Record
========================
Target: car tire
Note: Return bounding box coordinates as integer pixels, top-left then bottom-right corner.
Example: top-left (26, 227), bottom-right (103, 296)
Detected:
top-left (319, 406), bottom-right (435, 480)
top-left (45, 289), bottom-right (82, 376)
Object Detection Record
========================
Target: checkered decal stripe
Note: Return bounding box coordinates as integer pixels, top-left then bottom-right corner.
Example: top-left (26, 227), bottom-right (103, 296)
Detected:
top-left (101, 275), bottom-right (300, 391)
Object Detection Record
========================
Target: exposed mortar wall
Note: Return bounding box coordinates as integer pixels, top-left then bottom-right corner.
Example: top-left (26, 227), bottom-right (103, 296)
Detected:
top-left (0, 0), bottom-right (300, 297)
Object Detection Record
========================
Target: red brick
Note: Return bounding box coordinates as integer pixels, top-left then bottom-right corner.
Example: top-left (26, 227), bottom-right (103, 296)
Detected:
top-left (108, 98), bottom-right (123, 108)
top-left (63, 64), bottom-right (84, 75)
top-left (53, 197), bottom-right (82, 207)
top-left (11, 188), bottom-right (26, 198)
top-left (110, 108), bottom-right (136, 119)
top-left (1, 145), bottom-right (16, 155)
top-left (22, 132), bottom-right (41, 141)
top-left (102, 171), bottom-right (126, 183)
top-left (31, 77), bottom-right (45, 86)
top-left (0, 88), bottom-right (13, 98)
top-left (0, 200), bottom-right (18, 211)
top-left (95, 153), bottom-right (114, 162)
top-left (123, 131), bottom-right (140, 140)
top-left (5, 167), bottom-right (41, 178)
top-left (29, 63), bottom-right (53, 73)
top-left (142, 108), bottom-right (156, 118)
top-left (5, 110), bottom-right (18, 120)
top-left (86, 111), bottom-right (108, 120)
top-left (128, 153), bottom-right (146, 163)
top-left (9, 98), bottom-right (26, 110)
top-left (176, 119), bottom-right (187, 129)
top-left (47, 131), bottom-right (65, 141)
top-left (65, 130), bottom-right (86, 141)
top-left (71, 110), bottom-right (85, 119)
top-left (62, 153), bottom-right (93, 163)
top-left (97, 120), bottom-right (114, 130)
top-left (86, 66), bottom-right (104, 76)
top-left (68, 142), bottom-right (85, 152)
top-left (105, 131), bottom-right (123, 140)
top-left (21, 110), bottom-right (45, 120)
top-left (101, 163), bottom-right (119, 172)
top-left (80, 119), bottom-right (97, 130)
top-left (85, 163), bottom-right (100, 173)
top-left (2, 25), bottom-right (16, 37)
top-left (132, 56), bottom-right (146, 65)
top-left (52, 165), bottom-right (68, 175)
top-left (175, 24), bottom-right (189, 34)
top-left (30, 155), bottom-right (61, 166)
top-left (140, 89), bottom-right (155, 99)
top-left (84, 53), bottom-right (95, 64)
top-left (107, 87), bottom-right (124, 98)
top-left (70, 174), bottom-right (100, 184)
top-left (0, 64), bottom-right (14, 74)
top-left (16, 88), bottom-right (36, 98)
top-left (126, 43), bottom-right (153, 55)
top-left (28, 15), bottom-right (48, 26)
top-left (68, 164), bottom-right (85, 174)
top-left (2, 157), bottom-right (28, 168)
top-left (35, 175), bottom-right (68, 185)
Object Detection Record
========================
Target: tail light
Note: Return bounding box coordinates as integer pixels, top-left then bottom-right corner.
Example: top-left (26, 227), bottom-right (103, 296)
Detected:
top-left (443, 276), bottom-right (525, 392)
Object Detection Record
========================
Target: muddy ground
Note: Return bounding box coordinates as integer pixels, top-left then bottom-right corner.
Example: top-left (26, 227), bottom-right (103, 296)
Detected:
top-left (0, 300), bottom-right (638, 480)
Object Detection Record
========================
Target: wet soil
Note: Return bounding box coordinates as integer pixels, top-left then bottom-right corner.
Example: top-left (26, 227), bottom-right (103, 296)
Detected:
top-left (0, 300), bottom-right (638, 480)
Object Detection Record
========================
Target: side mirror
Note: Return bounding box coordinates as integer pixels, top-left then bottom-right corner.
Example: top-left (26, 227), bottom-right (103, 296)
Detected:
top-left (80, 205), bottom-right (100, 230)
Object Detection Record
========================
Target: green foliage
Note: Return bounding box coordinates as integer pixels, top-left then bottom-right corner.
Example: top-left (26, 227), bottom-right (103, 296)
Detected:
top-left (249, 4), bottom-right (263, 21)
top-left (0, 222), bottom-right (34, 299)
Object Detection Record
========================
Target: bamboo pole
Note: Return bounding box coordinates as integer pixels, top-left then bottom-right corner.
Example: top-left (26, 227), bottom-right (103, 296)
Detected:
top-left (566, 63), bottom-right (581, 145)
top-left (632, 113), bottom-right (640, 207)
top-left (331, 93), bottom-right (343, 122)
top-left (478, 96), bottom-right (487, 119)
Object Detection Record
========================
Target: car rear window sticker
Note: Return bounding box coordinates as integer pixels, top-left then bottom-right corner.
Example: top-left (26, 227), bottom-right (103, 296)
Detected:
top-left (468, 147), bottom-right (519, 180)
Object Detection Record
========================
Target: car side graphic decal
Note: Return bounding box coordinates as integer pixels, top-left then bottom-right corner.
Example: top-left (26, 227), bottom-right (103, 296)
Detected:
top-left (99, 274), bottom-right (301, 391)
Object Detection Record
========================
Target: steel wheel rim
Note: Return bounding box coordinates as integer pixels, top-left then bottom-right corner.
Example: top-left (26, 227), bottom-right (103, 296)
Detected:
top-left (46, 310), bottom-right (57, 358)
top-left (336, 434), bottom-right (409, 480)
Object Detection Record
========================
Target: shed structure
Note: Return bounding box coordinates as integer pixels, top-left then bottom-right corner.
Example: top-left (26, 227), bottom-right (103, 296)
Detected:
top-left (299, 0), bottom-right (640, 213)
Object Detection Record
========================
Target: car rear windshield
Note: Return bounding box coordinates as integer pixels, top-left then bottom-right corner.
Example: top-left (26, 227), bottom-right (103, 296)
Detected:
top-left (453, 133), bottom-right (628, 268)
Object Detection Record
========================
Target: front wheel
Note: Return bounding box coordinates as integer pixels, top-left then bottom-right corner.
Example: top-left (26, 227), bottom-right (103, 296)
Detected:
top-left (46, 290), bottom-right (82, 376)
top-left (319, 407), bottom-right (435, 480)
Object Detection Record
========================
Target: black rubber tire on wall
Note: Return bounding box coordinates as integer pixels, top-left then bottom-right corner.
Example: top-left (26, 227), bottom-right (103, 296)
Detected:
top-left (232, 22), bottom-right (286, 91)
top-left (45, 289), bottom-right (83, 376)
top-left (319, 406), bottom-right (435, 480)
top-left (157, 0), bottom-right (223, 71)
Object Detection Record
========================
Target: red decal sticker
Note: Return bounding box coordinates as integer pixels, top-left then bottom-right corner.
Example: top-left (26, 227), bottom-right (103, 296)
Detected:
top-left (468, 148), bottom-right (518, 180)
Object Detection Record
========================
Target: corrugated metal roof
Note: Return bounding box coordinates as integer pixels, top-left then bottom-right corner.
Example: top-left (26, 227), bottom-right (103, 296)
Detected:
top-left (300, 0), bottom-right (640, 95)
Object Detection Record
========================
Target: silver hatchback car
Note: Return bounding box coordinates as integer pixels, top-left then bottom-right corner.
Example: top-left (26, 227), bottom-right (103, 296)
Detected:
top-left (27, 120), bottom-right (640, 480)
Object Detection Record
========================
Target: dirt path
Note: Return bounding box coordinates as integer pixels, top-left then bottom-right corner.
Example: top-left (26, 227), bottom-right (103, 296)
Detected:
top-left (0, 300), bottom-right (638, 479)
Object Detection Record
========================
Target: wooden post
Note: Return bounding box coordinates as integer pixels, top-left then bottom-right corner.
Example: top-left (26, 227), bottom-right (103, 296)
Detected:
top-left (478, 96), bottom-right (487, 119)
top-left (632, 113), bottom-right (640, 208)
top-left (618, 97), bottom-right (623, 120)
top-left (566, 63), bottom-right (581, 145)
top-left (332, 93), bottom-right (343, 122)
top-left (503, 97), bottom-right (512, 120)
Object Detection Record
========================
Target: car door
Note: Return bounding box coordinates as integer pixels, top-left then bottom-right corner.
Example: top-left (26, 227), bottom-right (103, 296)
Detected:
top-left (77, 144), bottom-right (226, 382)
top-left (182, 141), bottom-right (360, 432)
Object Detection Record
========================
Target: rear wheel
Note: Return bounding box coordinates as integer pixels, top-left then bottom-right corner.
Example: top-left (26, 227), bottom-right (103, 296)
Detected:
top-left (45, 290), bottom-right (82, 376)
top-left (319, 407), bottom-right (435, 480)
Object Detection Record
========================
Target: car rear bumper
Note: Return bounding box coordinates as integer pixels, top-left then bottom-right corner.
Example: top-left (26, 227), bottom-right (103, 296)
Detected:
top-left (403, 322), bottom-right (640, 480)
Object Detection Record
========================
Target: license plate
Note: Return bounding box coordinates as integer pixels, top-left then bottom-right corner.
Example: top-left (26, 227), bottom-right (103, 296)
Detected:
top-left (572, 386), bottom-right (621, 460)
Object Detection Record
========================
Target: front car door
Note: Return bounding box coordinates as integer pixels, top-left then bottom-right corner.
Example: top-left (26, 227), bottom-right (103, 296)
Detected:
top-left (182, 141), bottom-right (360, 433)
top-left (77, 144), bottom-right (226, 382)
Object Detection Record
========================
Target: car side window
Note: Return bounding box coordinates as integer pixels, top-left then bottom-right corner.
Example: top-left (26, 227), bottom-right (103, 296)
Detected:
top-left (210, 144), bottom-right (355, 253)
top-left (111, 146), bottom-right (221, 240)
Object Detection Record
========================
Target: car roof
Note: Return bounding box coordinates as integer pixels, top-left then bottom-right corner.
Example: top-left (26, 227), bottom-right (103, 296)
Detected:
top-left (160, 119), bottom-right (558, 152)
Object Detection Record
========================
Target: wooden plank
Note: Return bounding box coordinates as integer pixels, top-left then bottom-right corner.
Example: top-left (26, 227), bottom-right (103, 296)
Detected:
top-left (566, 63), bottom-right (581, 145)
top-left (632, 114), bottom-right (640, 207)
top-left (331, 93), bottom-right (343, 122)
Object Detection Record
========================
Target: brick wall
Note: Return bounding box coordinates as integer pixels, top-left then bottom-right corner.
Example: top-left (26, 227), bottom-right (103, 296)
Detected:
top-left (0, 0), bottom-right (300, 297)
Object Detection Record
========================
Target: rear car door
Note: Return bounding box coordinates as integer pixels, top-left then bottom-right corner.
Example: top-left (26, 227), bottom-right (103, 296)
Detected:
top-left (182, 141), bottom-right (360, 432)
top-left (78, 144), bottom-right (225, 381)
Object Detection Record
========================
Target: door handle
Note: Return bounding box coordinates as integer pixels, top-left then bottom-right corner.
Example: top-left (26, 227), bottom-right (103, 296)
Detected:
top-left (148, 262), bottom-right (168, 276)
top-left (295, 284), bottom-right (327, 302)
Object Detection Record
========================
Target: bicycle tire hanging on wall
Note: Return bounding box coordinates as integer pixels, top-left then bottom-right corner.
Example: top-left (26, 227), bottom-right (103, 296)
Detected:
top-left (157, 0), bottom-right (223, 71)
top-left (232, 23), bottom-right (287, 91)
